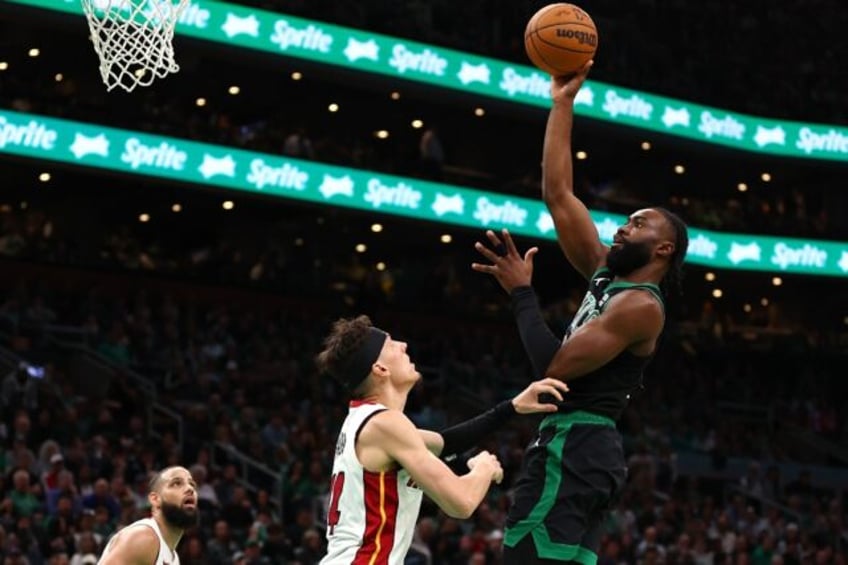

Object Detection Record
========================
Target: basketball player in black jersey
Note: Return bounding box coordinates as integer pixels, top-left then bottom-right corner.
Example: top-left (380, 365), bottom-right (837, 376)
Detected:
top-left (472, 60), bottom-right (689, 565)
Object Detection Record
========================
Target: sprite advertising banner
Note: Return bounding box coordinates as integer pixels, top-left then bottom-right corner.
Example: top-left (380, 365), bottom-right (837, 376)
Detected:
top-left (3, 0), bottom-right (848, 162)
top-left (2, 108), bottom-right (848, 278)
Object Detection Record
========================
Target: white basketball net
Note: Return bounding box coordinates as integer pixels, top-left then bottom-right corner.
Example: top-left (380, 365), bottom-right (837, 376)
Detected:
top-left (81, 0), bottom-right (190, 92)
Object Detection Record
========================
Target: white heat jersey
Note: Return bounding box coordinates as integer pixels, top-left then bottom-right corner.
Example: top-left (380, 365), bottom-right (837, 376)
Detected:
top-left (99, 517), bottom-right (180, 565)
top-left (321, 401), bottom-right (424, 565)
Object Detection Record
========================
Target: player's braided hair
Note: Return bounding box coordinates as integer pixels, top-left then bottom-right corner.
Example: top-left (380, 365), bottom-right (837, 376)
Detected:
top-left (315, 315), bottom-right (373, 392)
top-left (654, 207), bottom-right (689, 301)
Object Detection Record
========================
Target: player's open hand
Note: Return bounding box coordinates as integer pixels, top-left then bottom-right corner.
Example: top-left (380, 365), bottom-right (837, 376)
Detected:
top-left (551, 59), bottom-right (593, 102)
top-left (511, 377), bottom-right (569, 414)
top-left (472, 229), bottom-right (538, 294)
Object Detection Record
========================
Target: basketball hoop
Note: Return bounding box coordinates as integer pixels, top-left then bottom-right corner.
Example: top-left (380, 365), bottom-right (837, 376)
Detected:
top-left (81, 0), bottom-right (190, 92)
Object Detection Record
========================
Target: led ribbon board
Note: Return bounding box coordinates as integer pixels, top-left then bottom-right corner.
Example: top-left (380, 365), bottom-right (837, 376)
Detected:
top-left (2, 108), bottom-right (847, 277)
top-left (3, 0), bottom-right (848, 162)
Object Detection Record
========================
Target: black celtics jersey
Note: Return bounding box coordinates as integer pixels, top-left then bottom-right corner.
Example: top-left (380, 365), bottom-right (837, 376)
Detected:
top-left (557, 266), bottom-right (664, 421)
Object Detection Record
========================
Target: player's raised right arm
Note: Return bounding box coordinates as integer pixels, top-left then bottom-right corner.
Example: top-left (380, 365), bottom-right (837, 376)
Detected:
top-left (542, 61), bottom-right (608, 280)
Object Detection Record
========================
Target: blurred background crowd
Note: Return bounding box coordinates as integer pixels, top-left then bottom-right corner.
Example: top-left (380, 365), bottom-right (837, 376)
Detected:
top-left (0, 0), bottom-right (846, 563)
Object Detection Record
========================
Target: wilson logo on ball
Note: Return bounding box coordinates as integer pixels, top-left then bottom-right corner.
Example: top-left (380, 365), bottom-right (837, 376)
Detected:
top-left (555, 28), bottom-right (597, 46)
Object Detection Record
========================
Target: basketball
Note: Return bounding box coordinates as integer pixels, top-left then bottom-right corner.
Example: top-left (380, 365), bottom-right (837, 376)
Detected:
top-left (524, 3), bottom-right (598, 76)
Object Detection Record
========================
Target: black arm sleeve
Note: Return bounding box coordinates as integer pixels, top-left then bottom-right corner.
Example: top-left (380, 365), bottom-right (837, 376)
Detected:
top-left (439, 400), bottom-right (516, 460)
top-left (510, 286), bottom-right (563, 379)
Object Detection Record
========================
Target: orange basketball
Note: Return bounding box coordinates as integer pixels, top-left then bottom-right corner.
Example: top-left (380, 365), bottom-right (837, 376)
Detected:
top-left (524, 3), bottom-right (598, 76)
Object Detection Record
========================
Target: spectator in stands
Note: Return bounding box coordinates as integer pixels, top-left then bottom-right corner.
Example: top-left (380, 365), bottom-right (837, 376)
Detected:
top-left (46, 471), bottom-right (81, 516)
top-left (214, 463), bottom-right (239, 507)
top-left (84, 439), bottom-right (113, 495)
top-left (189, 464), bottom-right (218, 510)
top-left (74, 508), bottom-right (103, 550)
top-left (220, 485), bottom-right (255, 541)
top-left (636, 525), bottom-right (667, 562)
top-left (259, 412), bottom-right (288, 456)
top-left (90, 504), bottom-right (114, 541)
top-left (40, 450), bottom-right (64, 491)
top-left (95, 323), bottom-right (131, 367)
top-left (257, 522), bottom-right (292, 562)
top-left (242, 537), bottom-right (272, 564)
top-left (69, 532), bottom-right (98, 565)
top-left (283, 127), bottom-right (316, 160)
top-left (178, 534), bottom-right (207, 565)
top-left (419, 125), bottom-right (445, 181)
top-left (740, 461), bottom-right (766, 498)
top-left (1, 364), bottom-right (39, 416)
top-left (206, 519), bottom-right (239, 565)
top-left (44, 492), bottom-right (78, 546)
top-left (4, 469), bottom-right (40, 518)
top-left (81, 479), bottom-right (119, 522)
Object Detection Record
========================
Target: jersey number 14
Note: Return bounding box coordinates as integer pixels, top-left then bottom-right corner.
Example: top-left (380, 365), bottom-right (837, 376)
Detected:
top-left (326, 472), bottom-right (346, 535)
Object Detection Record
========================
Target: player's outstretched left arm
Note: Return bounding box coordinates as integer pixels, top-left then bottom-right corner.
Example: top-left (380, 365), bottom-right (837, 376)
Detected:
top-left (419, 377), bottom-right (568, 457)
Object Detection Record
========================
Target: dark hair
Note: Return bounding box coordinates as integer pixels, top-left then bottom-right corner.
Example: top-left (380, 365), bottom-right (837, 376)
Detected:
top-left (315, 315), bottom-right (374, 394)
top-left (148, 467), bottom-right (174, 494)
top-left (654, 207), bottom-right (689, 300)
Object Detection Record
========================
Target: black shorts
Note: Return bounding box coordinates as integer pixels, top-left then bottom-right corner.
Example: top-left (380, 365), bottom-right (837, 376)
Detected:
top-left (503, 411), bottom-right (626, 565)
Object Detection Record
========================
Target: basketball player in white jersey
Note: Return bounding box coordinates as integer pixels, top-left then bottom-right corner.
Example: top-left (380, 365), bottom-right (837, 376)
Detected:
top-left (98, 466), bottom-right (198, 564)
top-left (316, 315), bottom-right (570, 565)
